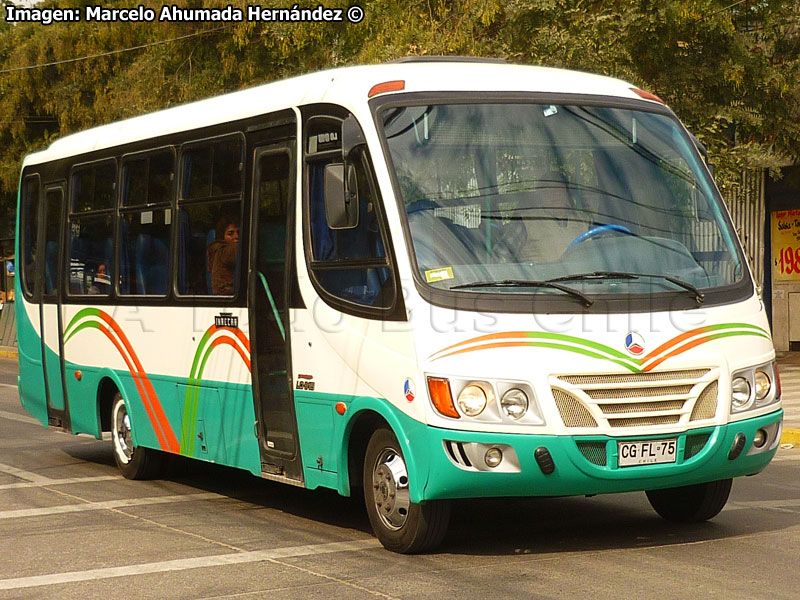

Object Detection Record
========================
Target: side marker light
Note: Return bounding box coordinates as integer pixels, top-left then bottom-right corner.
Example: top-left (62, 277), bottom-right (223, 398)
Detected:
top-left (631, 87), bottom-right (665, 104)
top-left (368, 80), bottom-right (405, 98)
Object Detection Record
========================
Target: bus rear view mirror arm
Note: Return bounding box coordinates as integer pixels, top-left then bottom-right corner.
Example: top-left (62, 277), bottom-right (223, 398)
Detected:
top-left (324, 163), bottom-right (359, 229)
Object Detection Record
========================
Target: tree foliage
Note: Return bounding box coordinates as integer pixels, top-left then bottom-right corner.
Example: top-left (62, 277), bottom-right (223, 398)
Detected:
top-left (1, 0), bottom-right (799, 235)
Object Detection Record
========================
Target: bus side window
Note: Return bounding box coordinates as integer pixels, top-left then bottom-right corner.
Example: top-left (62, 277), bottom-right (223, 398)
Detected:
top-left (68, 161), bottom-right (116, 297)
top-left (19, 176), bottom-right (40, 298)
top-left (177, 135), bottom-right (243, 297)
top-left (119, 150), bottom-right (174, 296)
top-left (305, 116), bottom-right (394, 311)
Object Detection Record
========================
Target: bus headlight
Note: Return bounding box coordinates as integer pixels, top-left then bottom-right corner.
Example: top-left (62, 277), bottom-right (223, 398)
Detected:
top-left (500, 388), bottom-right (529, 420)
top-left (731, 377), bottom-right (752, 411)
top-left (457, 383), bottom-right (490, 417)
top-left (754, 370), bottom-right (771, 401)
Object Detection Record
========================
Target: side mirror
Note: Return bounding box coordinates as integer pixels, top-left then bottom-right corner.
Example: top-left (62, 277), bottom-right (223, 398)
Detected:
top-left (324, 163), bottom-right (359, 229)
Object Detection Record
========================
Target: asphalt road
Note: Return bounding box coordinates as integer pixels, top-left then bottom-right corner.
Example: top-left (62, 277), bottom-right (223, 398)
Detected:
top-left (0, 357), bottom-right (799, 600)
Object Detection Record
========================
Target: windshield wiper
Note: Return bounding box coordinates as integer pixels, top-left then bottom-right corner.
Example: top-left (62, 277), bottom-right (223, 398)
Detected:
top-left (450, 279), bottom-right (594, 307)
top-left (547, 271), bottom-right (705, 304)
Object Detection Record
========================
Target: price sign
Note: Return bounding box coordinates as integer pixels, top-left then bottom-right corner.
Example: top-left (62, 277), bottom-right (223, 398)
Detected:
top-left (772, 210), bottom-right (800, 281)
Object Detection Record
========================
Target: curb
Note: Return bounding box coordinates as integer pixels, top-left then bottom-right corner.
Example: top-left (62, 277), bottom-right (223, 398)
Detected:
top-left (781, 428), bottom-right (800, 446)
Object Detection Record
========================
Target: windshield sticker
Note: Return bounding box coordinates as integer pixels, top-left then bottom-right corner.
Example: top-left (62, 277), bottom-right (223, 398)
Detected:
top-left (543, 105), bottom-right (558, 117)
top-left (425, 267), bottom-right (455, 283)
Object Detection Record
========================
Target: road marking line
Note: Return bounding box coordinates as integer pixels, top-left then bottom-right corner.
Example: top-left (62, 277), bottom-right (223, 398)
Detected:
top-left (0, 383), bottom-right (18, 389)
top-left (0, 539), bottom-right (380, 590)
top-left (0, 475), bottom-right (120, 490)
top-left (0, 492), bottom-right (221, 520)
top-left (0, 463), bottom-right (51, 483)
top-left (0, 409), bottom-right (39, 425)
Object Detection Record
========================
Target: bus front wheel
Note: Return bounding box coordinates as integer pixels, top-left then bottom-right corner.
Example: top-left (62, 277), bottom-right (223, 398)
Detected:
top-left (363, 428), bottom-right (450, 553)
top-left (111, 393), bottom-right (163, 480)
top-left (645, 478), bottom-right (732, 522)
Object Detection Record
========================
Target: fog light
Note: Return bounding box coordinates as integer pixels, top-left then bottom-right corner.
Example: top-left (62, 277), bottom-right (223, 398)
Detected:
top-left (754, 371), bottom-right (771, 402)
top-left (485, 447), bottom-right (503, 468)
top-left (731, 377), bottom-right (752, 411)
top-left (753, 428), bottom-right (768, 448)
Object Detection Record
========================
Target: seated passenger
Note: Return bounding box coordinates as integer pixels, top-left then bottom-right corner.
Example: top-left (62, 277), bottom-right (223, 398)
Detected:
top-left (207, 216), bottom-right (240, 295)
top-left (88, 263), bottom-right (111, 295)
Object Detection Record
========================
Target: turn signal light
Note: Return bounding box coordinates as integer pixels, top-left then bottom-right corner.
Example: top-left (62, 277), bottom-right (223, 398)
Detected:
top-left (427, 376), bottom-right (459, 418)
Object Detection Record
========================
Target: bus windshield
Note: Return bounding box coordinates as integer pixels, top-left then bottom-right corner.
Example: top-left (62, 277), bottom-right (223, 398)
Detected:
top-left (380, 101), bottom-right (743, 300)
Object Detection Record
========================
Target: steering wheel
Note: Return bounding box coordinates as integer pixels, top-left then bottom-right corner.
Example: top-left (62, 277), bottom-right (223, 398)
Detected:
top-left (566, 224), bottom-right (632, 250)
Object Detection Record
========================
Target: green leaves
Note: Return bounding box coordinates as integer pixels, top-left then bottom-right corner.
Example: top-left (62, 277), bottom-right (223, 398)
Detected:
top-left (0, 0), bottom-right (799, 219)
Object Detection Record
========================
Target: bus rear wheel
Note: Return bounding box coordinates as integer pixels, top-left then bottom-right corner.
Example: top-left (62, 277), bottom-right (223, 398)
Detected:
top-left (645, 478), bottom-right (732, 522)
top-left (363, 428), bottom-right (450, 553)
top-left (111, 392), bottom-right (163, 480)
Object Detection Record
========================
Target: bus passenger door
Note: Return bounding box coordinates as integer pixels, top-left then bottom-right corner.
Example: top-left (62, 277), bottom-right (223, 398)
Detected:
top-left (40, 185), bottom-right (70, 429)
top-left (248, 141), bottom-right (302, 482)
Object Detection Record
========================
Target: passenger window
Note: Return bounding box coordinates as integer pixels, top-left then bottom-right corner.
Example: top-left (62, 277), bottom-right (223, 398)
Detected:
top-left (177, 135), bottom-right (243, 297)
top-left (68, 161), bottom-right (116, 296)
top-left (119, 150), bottom-right (174, 296)
top-left (20, 176), bottom-right (40, 298)
top-left (305, 115), bottom-right (394, 310)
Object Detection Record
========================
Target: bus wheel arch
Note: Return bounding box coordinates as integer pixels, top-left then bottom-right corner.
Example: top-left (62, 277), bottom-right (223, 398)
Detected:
top-left (96, 376), bottom-right (119, 436)
top-left (362, 427), bottom-right (450, 553)
top-left (346, 410), bottom-right (390, 497)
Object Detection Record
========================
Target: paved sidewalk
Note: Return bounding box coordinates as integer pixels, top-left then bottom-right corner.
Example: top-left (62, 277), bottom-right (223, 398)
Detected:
top-left (776, 353), bottom-right (800, 444)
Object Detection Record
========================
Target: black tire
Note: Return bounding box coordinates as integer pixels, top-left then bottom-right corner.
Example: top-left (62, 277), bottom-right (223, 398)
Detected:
top-left (363, 428), bottom-right (450, 553)
top-left (646, 478), bottom-right (733, 522)
top-left (110, 392), bottom-right (164, 480)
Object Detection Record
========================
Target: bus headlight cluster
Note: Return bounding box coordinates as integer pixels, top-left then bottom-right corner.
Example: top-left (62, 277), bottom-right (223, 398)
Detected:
top-left (730, 362), bottom-right (778, 414)
top-left (428, 377), bottom-right (543, 424)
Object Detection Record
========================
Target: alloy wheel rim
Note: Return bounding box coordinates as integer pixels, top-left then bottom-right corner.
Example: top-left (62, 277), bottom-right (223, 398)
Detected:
top-left (113, 402), bottom-right (134, 464)
top-left (371, 448), bottom-right (411, 530)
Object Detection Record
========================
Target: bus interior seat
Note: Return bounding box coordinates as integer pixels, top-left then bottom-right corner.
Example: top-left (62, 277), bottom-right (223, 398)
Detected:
top-left (134, 234), bottom-right (169, 295)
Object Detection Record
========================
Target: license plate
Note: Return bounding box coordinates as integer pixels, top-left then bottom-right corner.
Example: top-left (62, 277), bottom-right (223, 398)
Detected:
top-left (618, 438), bottom-right (677, 467)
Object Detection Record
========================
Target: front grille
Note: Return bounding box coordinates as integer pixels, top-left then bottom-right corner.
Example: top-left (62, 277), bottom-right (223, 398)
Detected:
top-left (553, 389), bottom-right (598, 427)
top-left (552, 368), bottom-right (719, 430)
top-left (558, 369), bottom-right (710, 386)
top-left (577, 442), bottom-right (607, 466)
top-left (690, 382), bottom-right (718, 421)
top-left (684, 433), bottom-right (712, 459)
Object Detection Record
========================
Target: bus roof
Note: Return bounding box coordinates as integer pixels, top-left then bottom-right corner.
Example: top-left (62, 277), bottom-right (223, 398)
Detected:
top-left (22, 61), bottom-right (649, 167)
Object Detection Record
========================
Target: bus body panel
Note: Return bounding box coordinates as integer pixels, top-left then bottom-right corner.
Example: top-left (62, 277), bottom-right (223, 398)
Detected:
top-left (15, 284), bottom-right (48, 428)
top-left (401, 409), bottom-right (781, 500)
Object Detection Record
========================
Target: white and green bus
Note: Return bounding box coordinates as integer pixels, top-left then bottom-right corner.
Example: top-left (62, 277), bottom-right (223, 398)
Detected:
top-left (15, 58), bottom-right (783, 553)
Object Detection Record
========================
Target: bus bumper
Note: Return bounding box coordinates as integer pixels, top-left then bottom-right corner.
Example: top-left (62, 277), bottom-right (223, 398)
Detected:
top-left (416, 410), bottom-right (783, 501)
